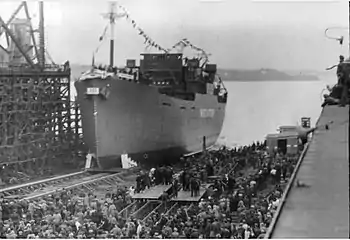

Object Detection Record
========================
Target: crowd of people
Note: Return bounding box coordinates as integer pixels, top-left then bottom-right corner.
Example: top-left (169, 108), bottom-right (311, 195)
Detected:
top-left (0, 140), bottom-right (302, 239)
top-left (140, 143), bottom-right (299, 239)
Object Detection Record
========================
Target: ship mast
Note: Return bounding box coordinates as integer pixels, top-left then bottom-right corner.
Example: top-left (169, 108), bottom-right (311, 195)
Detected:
top-left (102, 2), bottom-right (126, 67)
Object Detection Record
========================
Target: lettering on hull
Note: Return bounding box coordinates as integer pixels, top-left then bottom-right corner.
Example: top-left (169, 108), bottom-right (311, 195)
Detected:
top-left (200, 109), bottom-right (215, 118)
top-left (86, 87), bottom-right (100, 95)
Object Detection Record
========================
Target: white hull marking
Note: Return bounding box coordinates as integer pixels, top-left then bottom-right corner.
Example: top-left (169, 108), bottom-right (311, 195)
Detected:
top-left (200, 108), bottom-right (215, 118)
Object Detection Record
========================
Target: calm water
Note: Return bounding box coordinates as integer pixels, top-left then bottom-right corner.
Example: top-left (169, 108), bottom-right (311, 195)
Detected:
top-left (218, 77), bottom-right (334, 147)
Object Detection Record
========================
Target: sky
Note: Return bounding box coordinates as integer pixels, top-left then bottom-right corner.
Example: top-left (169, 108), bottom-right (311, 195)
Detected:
top-left (0, 0), bottom-right (348, 70)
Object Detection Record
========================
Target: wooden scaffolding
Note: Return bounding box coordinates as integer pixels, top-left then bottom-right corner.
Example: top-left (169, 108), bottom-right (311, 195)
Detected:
top-left (0, 2), bottom-right (83, 183)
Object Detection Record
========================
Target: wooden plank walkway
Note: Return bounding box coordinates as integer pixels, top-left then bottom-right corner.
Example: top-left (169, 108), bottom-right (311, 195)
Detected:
top-left (269, 105), bottom-right (349, 238)
top-left (172, 184), bottom-right (212, 202)
top-left (132, 185), bottom-right (172, 200)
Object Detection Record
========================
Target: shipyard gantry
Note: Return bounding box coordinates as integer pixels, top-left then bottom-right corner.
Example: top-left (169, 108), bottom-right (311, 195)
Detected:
top-left (0, 1), bottom-right (83, 183)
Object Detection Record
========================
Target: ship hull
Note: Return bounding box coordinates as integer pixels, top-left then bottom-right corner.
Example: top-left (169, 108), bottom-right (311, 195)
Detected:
top-left (75, 77), bottom-right (226, 169)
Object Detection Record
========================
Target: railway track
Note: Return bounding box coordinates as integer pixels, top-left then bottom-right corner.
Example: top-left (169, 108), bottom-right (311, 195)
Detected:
top-left (0, 167), bottom-right (139, 201)
top-left (0, 149), bottom-right (212, 202)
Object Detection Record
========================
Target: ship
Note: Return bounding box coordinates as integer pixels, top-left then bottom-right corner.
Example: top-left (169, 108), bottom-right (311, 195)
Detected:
top-left (74, 3), bottom-right (228, 170)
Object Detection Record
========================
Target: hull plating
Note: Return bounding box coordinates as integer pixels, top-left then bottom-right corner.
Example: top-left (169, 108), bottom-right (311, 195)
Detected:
top-left (75, 78), bottom-right (226, 168)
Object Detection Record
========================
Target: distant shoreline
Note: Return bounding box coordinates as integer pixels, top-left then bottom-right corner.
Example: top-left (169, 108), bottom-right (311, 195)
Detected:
top-left (218, 68), bottom-right (320, 82)
top-left (70, 64), bottom-right (320, 82)
top-left (224, 78), bottom-right (319, 82)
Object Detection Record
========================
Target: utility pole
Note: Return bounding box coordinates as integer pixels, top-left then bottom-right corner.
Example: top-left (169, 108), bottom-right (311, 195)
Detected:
top-left (102, 2), bottom-right (126, 67)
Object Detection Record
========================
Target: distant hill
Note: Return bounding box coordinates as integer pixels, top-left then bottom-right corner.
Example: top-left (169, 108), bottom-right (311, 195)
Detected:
top-left (284, 69), bottom-right (335, 79)
top-left (70, 64), bottom-right (320, 82)
top-left (218, 68), bottom-right (319, 81)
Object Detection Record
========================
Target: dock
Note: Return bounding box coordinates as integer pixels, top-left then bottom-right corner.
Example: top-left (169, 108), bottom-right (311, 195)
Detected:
top-left (172, 184), bottom-right (212, 202)
top-left (267, 105), bottom-right (349, 238)
top-left (132, 185), bottom-right (172, 200)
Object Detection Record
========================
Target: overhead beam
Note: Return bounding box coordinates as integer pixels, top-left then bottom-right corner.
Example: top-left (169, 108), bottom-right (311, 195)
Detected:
top-left (0, 15), bottom-right (36, 68)
top-left (0, 44), bottom-right (9, 54)
top-left (39, 1), bottom-right (45, 67)
top-left (0, 2), bottom-right (25, 43)
top-left (23, 1), bottom-right (39, 64)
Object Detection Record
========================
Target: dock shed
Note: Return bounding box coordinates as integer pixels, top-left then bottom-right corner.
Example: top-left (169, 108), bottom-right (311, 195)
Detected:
top-left (266, 132), bottom-right (299, 155)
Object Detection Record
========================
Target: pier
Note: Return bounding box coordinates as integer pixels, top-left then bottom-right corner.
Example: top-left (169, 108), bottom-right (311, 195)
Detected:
top-left (266, 105), bottom-right (349, 238)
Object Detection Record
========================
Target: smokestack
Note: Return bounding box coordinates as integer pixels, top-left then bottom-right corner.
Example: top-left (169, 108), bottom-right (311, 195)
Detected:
top-left (39, 1), bottom-right (45, 67)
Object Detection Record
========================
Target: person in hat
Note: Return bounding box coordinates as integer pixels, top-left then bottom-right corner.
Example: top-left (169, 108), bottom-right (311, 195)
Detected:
top-left (154, 232), bottom-right (162, 239)
top-left (172, 178), bottom-right (179, 198)
top-left (326, 55), bottom-right (345, 84)
top-left (136, 220), bottom-right (143, 238)
top-left (337, 55), bottom-right (346, 84)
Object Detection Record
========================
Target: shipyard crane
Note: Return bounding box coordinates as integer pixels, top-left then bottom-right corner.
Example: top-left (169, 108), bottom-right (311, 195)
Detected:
top-left (0, 2), bottom-right (77, 178)
top-left (0, 1), bottom-right (55, 68)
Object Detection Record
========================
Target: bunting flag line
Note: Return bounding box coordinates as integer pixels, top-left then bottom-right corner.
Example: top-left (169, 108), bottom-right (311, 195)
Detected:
top-left (168, 38), bottom-right (210, 63)
top-left (96, 3), bottom-right (211, 60)
top-left (99, 24), bottom-right (109, 41)
top-left (117, 3), bottom-right (168, 53)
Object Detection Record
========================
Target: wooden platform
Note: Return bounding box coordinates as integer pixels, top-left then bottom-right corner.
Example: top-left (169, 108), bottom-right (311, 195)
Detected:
top-left (132, 185), bottom-right (172, 200)
top-left (269, 105), bottom-right (349, 238)
top-left (172, 184), bottom-right (212, 202)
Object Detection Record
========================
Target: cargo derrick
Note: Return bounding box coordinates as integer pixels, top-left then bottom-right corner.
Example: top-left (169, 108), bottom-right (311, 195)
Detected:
top-left (0, 1), bottom-right (82, 183)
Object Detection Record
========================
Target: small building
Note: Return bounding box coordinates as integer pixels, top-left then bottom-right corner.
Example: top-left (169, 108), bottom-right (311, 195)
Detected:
top-left (266, 132), bottom-right (299, 155)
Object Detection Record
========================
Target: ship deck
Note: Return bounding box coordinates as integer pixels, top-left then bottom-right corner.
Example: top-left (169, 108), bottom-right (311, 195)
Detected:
top-left (267, 105), bottom-right (349, 238)
top-left (172, 184), bottom-right (212, 202)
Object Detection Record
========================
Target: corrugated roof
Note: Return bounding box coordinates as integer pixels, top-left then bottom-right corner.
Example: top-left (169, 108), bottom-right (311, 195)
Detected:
top-left (266, 133), bottom-right (280, 138)
top-left (278, 132), bottom-right (299, 138)
top-left (279, 125), bottom-right (297, 129)
top-left (266, 132), bottom-right (299, 139)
